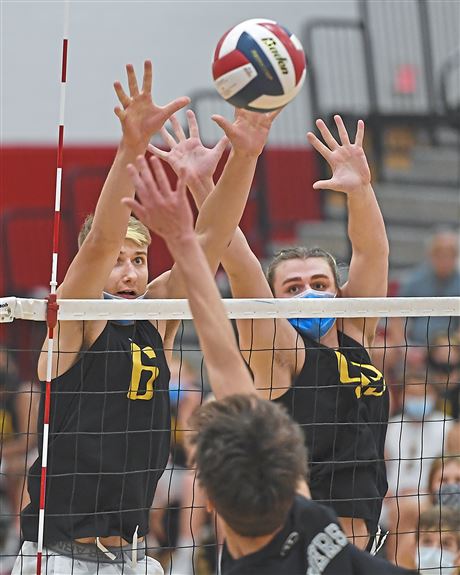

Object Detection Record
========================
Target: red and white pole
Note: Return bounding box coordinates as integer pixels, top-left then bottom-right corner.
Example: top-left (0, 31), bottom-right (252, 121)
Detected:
top-left (36, 2), bottom-right (70, 573)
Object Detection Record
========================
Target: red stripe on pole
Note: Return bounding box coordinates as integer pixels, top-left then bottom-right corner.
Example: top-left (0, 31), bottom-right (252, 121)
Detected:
top-left (39, 465), bottom-right (47, 505)
top-left (61, 39), bottom-right (68, 82)
top-left (57, 125), bottom-right (64, 168)
top-left (43, 380), bottom-right (51, 425)
top-left (36, 552), bottom-right (42, 573)
top-left (53, 212), bottom-right (61, 252)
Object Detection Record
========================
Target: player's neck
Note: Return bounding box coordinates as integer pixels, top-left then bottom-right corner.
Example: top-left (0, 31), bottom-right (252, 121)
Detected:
top-left (224, 523), bottom-right (282, 559)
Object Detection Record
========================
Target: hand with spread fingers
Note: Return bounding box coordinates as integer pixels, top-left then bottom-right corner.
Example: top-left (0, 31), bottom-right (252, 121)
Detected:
top-left (149, 110), bottom-right (228, 186)
top-left (123, 156), bottom-right (192, 245)
top-left (307, 115), bottom-right (371, 195)
top-left (113, 60), bottom-right (190, 152)
top-left (212, 107), bottom-right (282, 159)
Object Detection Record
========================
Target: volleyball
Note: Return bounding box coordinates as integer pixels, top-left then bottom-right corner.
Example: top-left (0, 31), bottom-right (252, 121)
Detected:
top-left (212, 18), bottom-right (307, 112)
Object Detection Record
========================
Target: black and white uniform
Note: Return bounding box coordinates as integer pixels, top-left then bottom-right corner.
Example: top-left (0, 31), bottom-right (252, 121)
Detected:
top-left (15, 321), bottom-right (170, 574)
top-left (275, 330), bottom-right (389, 536)
top-left (221, 496), bottom-right (416, 575)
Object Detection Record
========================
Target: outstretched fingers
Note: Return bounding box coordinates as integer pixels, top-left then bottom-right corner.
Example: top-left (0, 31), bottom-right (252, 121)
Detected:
top-left (161, 96), bottom-right (191, 122)
top-left (307, 131), bottom-right (332, 161)
top-left (354, 119), bottom-right (365, 147)
top-left (334, 115), bottom-right (350, 146)
top-left (150, 156), bottom-right (172, 198)
top-left (114, 82), bottom-right (130, 109)
top-left (122, 195), bottom-right (148, 223)
top-left (312, 178), bottom-right (335, 191)
top-left (148, 144), bottom-right (169, 160)
top-left (315, 119), bottom-right (339, 150)
top-left (170, 115), bottom-right (186, 142)
top-left (126, 64), bottom-right (140, 98)
top-left (187, 110), bottom-right (200, 139)
top-left (124, 163), bottom-right (154, 221)
top-left (114, 106), bottom-right (126, 122)
top-left (135, 155), bottom-right (158, 205)
top-left (160, 126), bottom-right (177, 149)
top-left (141, 60), bottom-right (153, 95)
top-left (211, 114), bottom-right (233, 138)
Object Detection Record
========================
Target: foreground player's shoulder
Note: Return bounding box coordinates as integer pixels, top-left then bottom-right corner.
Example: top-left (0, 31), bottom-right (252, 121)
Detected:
top-left (346, 544), bottom-right (419, 574)
top-left (296, 498), bottom-right (418, 575)
top-left (294, 497), bottom-right (350, 565)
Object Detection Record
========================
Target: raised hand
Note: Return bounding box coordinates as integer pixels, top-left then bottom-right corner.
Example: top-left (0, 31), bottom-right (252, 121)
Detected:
top-left (114, 60), bottom-right (190, 152)
top-left (149, 110), bottom-right (228, 184)
top-left (212, 107), bottom-right (282, 158)
top-left (307, 115), bottom-right (371, 194)
top-left (123, 156), bottom-right (193, 244)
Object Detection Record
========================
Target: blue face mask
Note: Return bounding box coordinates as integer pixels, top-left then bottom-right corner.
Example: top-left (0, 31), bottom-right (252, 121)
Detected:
top-left (404, 396), bottom-right (435, 420)
top-left (287, 289), bottom-right (336, 341)
top-left (103, 291), bottom-right (146, 325)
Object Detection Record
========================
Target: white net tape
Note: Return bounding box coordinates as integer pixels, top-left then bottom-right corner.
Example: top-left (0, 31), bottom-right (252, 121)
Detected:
top-left (1, 296), bottom-right (459, 322)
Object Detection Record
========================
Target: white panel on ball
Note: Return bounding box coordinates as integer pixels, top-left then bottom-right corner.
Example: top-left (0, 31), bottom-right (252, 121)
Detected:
top-left (214, 64), bottom-right (258, 100)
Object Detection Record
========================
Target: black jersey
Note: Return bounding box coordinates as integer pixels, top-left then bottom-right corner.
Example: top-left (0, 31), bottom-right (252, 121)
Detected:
top-left (275, 331), bottom-right (389, 532)
top-left (221, 496), bottom-right (416, 575)
top-left (21, 320), bottom-right (170, 544)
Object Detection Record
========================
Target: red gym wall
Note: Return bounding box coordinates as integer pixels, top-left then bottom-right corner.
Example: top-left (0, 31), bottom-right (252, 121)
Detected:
top-left (0, 146), bottom-right (321, 297)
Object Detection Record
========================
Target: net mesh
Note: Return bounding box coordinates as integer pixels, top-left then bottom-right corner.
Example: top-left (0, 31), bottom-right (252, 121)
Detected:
top-left (0, 296), bottom-right (459, 574)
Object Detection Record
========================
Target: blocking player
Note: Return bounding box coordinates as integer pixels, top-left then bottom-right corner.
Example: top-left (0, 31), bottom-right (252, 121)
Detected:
top-left (14, 61), bottom-right (278, 575)
top-left (151, 112), bottom-right (389, 551)
top-left (124, 147), bottom-right (417, 575)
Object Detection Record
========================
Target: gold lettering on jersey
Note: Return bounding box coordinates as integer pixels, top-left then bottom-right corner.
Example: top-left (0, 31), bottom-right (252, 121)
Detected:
top-left (127, 343), bottom-right (159, 400)
top-left (334, 351), bottom-right (386, 399)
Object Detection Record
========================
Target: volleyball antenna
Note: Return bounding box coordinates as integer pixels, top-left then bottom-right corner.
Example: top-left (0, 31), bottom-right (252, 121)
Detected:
top-left (35, 2), bottom-right (70, 573)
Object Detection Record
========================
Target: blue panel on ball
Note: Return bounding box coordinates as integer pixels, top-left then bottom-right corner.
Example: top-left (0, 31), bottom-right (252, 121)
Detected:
top-left (236, 31), bottom-right (284, 96)
top-left (226, 84), bottom-right (280, 111)
top-left (226, 79), bottom-right (264, 109)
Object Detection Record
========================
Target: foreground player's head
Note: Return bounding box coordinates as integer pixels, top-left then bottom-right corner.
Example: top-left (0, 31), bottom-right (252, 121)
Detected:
top-left (78, 214), bottom-right (151, 298)
top-left (267, 246), bottom-right (341, 298)
top-left (189, 394), bottom-right (308, 537)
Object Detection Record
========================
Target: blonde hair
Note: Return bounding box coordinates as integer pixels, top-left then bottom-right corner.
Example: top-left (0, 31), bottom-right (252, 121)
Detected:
top-left (78, 214), bottom-right (151, 249)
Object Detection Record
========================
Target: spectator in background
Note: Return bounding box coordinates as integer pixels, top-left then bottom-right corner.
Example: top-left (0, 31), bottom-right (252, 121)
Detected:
top-left (0, 350), bottom-right (38, 574)
top-left (385, 455), bottom-right (460, 569)
top-left (385, 365), bottom-right (454, 499)
top-left (428, 332), bottom-right (460, 420)
top-left (384, 365), bottom-right (454, 566)
top-left (0, 349), bottom-right (38, 524)
top-left (416, 506), bottom-right (460, 575)
top-left (398, 228), bottom-right (460, 345)
top-left (447, 421), bottom-right (460, 455)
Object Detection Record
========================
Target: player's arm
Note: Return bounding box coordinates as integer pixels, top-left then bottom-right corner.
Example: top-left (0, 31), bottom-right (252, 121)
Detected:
top-left (149, 111), bottom-right (305, 395)
top-left (38, 62), bottom-right (189, 378)
top-left (59, 61), bottom-right (189, 301)
top-left (123, 157), bottom-right (255, 399)
top-left (148, 108), bottom-right (279, 299)
top-left (308, 116), bottom-right (389, 341)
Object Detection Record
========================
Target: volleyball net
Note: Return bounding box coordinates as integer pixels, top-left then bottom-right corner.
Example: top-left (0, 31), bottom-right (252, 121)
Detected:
top-left (0, 295), bottom-right (459, 574)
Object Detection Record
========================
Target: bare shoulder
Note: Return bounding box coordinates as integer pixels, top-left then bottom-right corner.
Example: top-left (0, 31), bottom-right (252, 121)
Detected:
top-left (337, 317), bottom-right (377, 351)
top-left (37, 319), bottom-right (107, 381)
top-left (146, 270), bottom-right (171, 299)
